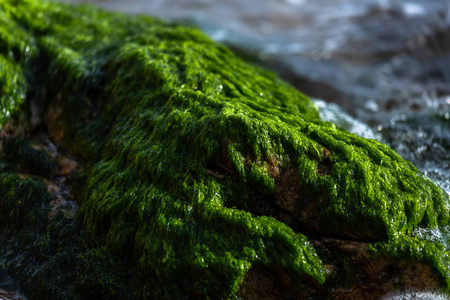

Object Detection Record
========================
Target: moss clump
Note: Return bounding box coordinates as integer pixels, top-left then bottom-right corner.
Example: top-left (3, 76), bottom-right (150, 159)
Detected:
top-left (1, 136), bottom-right (53, 175)
top-left (0, 173), bottom-right (48, 227)
top-left (0, 4), bottom-right (38, 128)
top-left (0, 55), bottom-right (26, 127)
top-left (0, 0), bottom-right (449, 298)
top-left (0, 171), bottom-right (138, 299)
top-left (2, 215), bottom-right (138, 299)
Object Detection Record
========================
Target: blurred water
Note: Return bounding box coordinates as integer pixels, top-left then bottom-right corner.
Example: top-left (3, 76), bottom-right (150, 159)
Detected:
top-left (314, 99), bottom-right (382, 141)
top-left (382, 289), bottom-right (450, 300)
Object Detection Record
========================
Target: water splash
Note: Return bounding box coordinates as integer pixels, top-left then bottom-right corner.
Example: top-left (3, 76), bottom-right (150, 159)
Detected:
top-left (314, 99), bottom-right (381, 140)
top-left (382, 289), bottom-right (450, 300)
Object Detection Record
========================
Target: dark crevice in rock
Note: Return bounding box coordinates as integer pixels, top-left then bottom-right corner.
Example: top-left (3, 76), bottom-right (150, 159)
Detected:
top-left (238, 264), bottom-right (307, 300)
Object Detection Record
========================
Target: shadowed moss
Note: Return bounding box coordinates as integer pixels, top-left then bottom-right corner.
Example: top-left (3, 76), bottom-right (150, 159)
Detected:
top-left (0, 173), bottom-right (48, 227)
top-left (1, 136), bottom-right (53, 175)
top-left (0, 0), bottom-right (449, 298)
top-left (0, 173), bottom-right (138, 299)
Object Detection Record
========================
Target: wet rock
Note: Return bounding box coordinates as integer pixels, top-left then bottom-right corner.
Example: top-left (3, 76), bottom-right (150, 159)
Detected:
top-left (0, 0), bottom-right (449, 299)
top-left (0, 288), bottom-right (25, 300)
top-left (46, 179), bottom-right (78, 219)
top-left (239, 238), bottom-right (446, 299)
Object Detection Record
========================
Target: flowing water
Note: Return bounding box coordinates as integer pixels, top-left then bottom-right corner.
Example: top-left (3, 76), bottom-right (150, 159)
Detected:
top-left (26, 0), bottom-right (450, 298)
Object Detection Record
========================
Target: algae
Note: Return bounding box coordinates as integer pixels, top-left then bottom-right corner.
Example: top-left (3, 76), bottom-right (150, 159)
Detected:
top-left (0, 4), bottom-right (38, 128)
top-left (0, 173), bottom-right (48, 227)
top-left (0, 175), bottom-right (138, 299)
top-left (0, 0), bottom-right (449, 298)
top-left (2, 136), bottom-right (53, 175)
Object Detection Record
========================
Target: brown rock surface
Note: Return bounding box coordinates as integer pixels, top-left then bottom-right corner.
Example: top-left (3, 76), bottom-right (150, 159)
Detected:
top-left (238, 237), bottom-right (446, 299)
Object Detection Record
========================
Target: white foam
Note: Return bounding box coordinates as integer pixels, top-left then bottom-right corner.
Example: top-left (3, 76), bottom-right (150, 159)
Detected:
top-left (382, 289), bottom-right (450, 300)
top-left (402, 2), bottom-right (425, 17)
top-left (285, 0), bottom-right (305, 5)
top-left (313, 99), bottom-right (381, 140)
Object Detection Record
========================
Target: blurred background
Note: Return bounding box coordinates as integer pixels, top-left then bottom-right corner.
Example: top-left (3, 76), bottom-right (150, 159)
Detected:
top-left (59, 0), bottom-right (450, 194)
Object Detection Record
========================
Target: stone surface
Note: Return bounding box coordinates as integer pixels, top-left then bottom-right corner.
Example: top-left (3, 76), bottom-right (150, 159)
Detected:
top-left (0, 289), bottom-right (25, 300)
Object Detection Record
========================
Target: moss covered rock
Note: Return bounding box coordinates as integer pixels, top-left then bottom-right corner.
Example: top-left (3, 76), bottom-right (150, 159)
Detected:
top-left (0, 0), bottom-right (449, 298)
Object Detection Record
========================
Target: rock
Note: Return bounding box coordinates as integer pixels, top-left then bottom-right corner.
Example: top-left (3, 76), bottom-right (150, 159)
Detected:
top-left (0, 0), bottom-right (449, 299)
top-left (0, 288), bottom-right (25, 300)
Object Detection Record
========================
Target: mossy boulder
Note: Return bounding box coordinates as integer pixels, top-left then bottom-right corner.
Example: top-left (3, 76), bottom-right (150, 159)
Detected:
top-left (0, 0), bottom-right (449, 298)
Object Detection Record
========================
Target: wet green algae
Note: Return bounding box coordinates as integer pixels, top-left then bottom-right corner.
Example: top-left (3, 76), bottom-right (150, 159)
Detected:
top-left (0, 173), bottom-right (137, 299)
top-left (0, 0), bottom-right (450, 298)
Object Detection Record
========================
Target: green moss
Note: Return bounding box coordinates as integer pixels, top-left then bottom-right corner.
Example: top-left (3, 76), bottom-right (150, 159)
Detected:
top-left (1, 210), bottom-right (139, 299)
top-left (0, 161), bottom-right (138, 299)
top-left (2, 136), bottom-right (53, 175)
top-left (0, 0), bottom-right (449, 298)
top-left (0, 54), bottom-right (26, 127)
top-left (0, 172), bottom-right (48, 227)
top-left (0, 4), bottom-right (38, 128)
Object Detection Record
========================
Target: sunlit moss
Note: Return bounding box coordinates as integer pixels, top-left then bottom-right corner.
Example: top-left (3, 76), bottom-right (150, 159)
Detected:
top-left (1, 0), bottom-right (449, 298)
top-left (0, 5), bottom-right (38, 128)
top-left (0, 54), bottom-right (26, 128)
